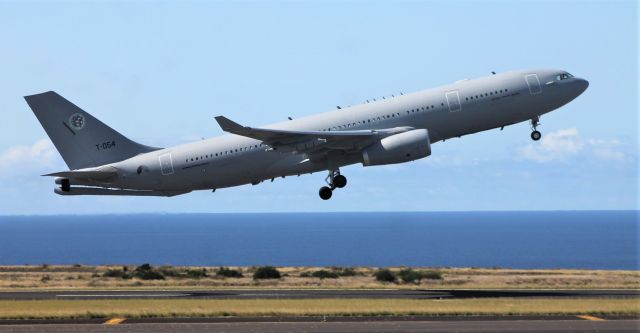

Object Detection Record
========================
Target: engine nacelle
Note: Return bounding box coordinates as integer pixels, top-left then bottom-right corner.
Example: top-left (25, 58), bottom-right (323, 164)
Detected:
top-left (362, 129), bottom-right (431, 166)
top-left (54, 177), bottom-right (71, 192)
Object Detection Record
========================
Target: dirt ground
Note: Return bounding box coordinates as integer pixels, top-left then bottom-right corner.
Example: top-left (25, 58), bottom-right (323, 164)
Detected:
top-left (0, 265), bottom-right (637, 290)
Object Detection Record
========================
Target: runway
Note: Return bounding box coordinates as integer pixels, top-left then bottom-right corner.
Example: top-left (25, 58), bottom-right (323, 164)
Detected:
top-left (0, 288), bottom-right (638, 300)
top-left (0, 316), bottom-right (638, 333)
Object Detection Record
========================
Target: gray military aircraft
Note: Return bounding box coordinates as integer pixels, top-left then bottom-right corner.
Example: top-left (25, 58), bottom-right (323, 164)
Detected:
top-left (25, 69), bottom-right (588, 200)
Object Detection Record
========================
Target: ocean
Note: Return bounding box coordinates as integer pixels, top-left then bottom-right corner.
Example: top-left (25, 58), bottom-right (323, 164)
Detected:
top-left (0, 211), bottom-right (637, 269)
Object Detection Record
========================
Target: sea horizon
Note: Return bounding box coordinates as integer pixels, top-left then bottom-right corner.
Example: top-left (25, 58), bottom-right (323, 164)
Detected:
top-left (1, 209), bottom-right (637, 217)
top-left (0, 211), bottom-right (637, 270)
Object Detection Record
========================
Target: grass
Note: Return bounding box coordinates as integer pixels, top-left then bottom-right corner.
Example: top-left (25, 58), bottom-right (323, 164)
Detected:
top-left (0, 298), bottom-right (637, 319)
top-left (0, 265), bottom-right (638, 290)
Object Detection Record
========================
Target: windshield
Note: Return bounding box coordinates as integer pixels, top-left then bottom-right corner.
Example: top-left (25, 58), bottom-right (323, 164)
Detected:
top-left (556, 73), bottom-right (574, 81)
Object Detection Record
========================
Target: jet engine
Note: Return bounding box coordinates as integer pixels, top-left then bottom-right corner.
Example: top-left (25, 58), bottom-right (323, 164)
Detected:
top-left (362, 129), bottom-right (431, 166)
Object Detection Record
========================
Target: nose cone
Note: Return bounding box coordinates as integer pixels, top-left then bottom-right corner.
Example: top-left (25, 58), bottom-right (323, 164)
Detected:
top-left (574, 78), bottom-right (589, 96)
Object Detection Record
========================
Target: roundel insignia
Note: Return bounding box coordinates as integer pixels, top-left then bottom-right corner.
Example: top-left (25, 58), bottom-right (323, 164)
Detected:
top-left (69, 113), bottom-right (86, 130)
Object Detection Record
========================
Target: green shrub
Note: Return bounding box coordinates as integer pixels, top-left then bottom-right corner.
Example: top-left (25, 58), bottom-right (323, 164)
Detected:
top-left (135, 263), bottom-right (152, 272)
top-left (216, 267), bottom-right (243, 278)
top-left (40, 275), bottom-right (51, 283)
top-left (336, 267), bottom-right (359, 277)
top-left (299, 271), bottom-right (312, 278)
top-left (186, 269), bottom-right (208, 278)
top-left (103, 269), bottom-right (131, 279)
top-left (253, 266), bottom-right (281, 280)
top-left (136, 270), bottom-right (165, 280)
top-left (311, 270), bottom-right (339, 279)
top-left (374, 269), bottom-right (396, 283)
top-left (421, 270), bottom-right (443, 280)
top-left (398, 268), bottom-right (422, 284)
top-left (133, 263), bottom-right (164, 280)
top-left (158, 266), bottom-right (182, 277)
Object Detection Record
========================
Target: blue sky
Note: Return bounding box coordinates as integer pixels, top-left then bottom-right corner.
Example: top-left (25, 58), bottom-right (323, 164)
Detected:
top-left (0, 0), bottom-right (637, 214)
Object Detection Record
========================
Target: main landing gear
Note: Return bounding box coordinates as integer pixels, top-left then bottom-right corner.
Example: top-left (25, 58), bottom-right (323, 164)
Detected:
top-left (319, 169), bottom-right (347, 200)
top-left (530, 116), bottom-right (542, 141)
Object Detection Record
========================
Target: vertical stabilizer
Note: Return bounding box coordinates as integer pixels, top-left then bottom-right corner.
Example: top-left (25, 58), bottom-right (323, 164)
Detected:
top-left (25, 91), bottom-right (160, 170)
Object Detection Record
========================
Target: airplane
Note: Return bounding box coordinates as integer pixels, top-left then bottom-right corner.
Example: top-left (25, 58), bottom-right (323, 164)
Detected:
top-left (25, 69), bottom-right (588, 200)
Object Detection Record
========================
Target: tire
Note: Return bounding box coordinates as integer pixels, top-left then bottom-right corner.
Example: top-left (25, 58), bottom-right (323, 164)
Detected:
top-left (531, 130), bottom-right (542, 141)
top-left (333, 175), bottom-right (347, 188)
top-left (319, 186), bottom-right (333, 200)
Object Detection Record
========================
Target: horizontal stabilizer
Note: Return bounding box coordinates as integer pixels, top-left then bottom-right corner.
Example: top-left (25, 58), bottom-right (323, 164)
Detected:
top-left (44, 168), bottom-right (118, 180)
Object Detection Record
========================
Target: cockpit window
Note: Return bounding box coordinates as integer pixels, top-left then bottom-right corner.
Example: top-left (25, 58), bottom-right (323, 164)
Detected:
top-left (556, 73), bottom-right (574, 81)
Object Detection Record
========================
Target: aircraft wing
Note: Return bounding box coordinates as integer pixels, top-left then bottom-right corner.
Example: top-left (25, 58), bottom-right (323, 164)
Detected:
top-left (215, 116), bottom-right (410, 153)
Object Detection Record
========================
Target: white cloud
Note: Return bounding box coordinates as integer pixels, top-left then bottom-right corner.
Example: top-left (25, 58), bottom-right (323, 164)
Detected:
top-left (0, 139), bottom-right (59, 173)
top-left (517, 128), bottom-right (628, 163)
top-left (588, 139), bottom-right (626, 162)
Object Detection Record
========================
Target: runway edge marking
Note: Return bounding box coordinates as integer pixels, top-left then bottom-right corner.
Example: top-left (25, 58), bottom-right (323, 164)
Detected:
top-left (576, 315), bottom-right (605, 321)
top-left (104, 318), bottom-right (126, 325)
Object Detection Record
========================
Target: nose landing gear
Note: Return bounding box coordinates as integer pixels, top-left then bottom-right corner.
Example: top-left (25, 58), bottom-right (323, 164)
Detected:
top-left (319, 169), bottom-right (348, 200)
top-left (531, 130), bottom-right (542, 141)
top-left (530, 116), bottom-right (542, 141)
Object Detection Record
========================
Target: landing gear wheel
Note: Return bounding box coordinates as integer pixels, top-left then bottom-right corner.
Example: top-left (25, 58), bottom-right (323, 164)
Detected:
top-left (531, 130), bottom-right (542, 141)
top-left (319, 186), bottom-right (333, 200)
top-left (333, 175), bottom-right (347, 188)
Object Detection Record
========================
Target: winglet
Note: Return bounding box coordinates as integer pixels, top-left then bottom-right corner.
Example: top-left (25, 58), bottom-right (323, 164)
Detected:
top-left (215, 116), bottom-right (247, 133)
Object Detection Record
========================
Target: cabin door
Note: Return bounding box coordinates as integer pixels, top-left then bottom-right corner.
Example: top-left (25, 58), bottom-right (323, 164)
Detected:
top-left (158, 153), bottom-right (175, 175)
top-left (525, 74), bottom-right (542, 95)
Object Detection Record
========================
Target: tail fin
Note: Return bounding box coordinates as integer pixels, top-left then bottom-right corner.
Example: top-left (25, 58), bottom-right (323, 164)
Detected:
top-left (24, 91), bottom-right (160, 170)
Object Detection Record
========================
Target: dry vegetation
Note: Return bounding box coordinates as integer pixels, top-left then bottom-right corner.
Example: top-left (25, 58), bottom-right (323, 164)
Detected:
top-left (0, 298), bottom-right (637, 319)
top-left (0, 265), bottom-right (638, 290)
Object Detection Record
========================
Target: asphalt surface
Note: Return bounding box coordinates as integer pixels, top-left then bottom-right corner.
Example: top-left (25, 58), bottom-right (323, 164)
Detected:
top-left (0, 317), bottom-right (638, 333)
top-left (0, 288), bottom-right (638, 300)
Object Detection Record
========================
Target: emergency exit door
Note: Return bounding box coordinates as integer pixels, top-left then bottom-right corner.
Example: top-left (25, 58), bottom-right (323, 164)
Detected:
top-left (445, 91), bottom-right (461, 112)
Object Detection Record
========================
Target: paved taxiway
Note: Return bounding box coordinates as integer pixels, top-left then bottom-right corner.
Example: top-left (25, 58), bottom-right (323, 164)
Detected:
top-left (0, 317), bottom-right (638, 333)
top-left (0, 288), bottom-right (637, 300)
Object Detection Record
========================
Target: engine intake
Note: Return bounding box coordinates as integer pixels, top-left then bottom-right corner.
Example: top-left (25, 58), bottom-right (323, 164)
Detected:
top-left (362, 129), bottom-right (431, 166)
